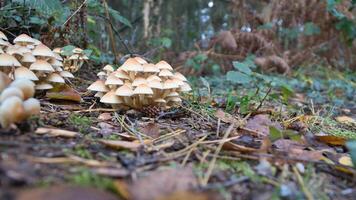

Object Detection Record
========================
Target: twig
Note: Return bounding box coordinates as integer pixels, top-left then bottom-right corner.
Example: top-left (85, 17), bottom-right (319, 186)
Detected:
top-left (254, 86), bottom-right (272, 112)
top-left (62, 0), bottom-right (88, 27)
top-left (202, 123), bottom-right (235, 186)
top-left (293, 166), bottom-right (314, 200)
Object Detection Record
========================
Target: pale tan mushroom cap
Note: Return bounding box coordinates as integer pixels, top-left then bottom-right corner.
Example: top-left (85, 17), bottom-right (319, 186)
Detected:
top-left (159, 69), bottom-right (174, 77)
top-left (163, 79), bottom-right (180, 89)
top-left (134, 57), bottom-right (148, 64)
top-left (50, 59), bottom-right (63, 67)
top-left (167, 91), bottom-right (179, 97)
top-left (21, 52), bottom-right (36, 63)
top-left (115, 85), bottom-right (134, 96)
top-left (133, 84), bottom-right (153, 95)
top-left (94, 92), bottom-right (105, 98)
top-left (154, 98), bottom-right (166, 103)
top-left (0, 53), bottom-right (21, 67)
top-left (147, 75), bottom-right (161, 82)
top-left (32, 44), bottom-right (54, 58)
top-left (29, 60), bottom-right (55, 72)
top-left (53, 48), bottom-right (62, 54)
top-left (59, 71), bottom-right (75, 78)
top-left (35, 83), bottom-right (53, 90)
top-left (88, 80), bottom-right (109, 92)
top-left (179, 82), bottom-right (192, 92)
top-left (132, 77), bottom-right (147, 87)
top-left (0, 39), bottom-right (10, 47)
top-left (167, 97), bottom-right (182, 102)
top-left (47, 73), bottom-right (65, 83)
top-left (143, 63), bottom-right (160, 73)
top-left (0, 87), bottom-right (24, 101)
top-left (100, 90), bottom-right (123, 104)
top-left (156, 60), bottom-right (173, 70)
top-left (13, 34), bottom-right (34, 44)
top-left (120, 58), bottom-right (143, 72)
top-left (105, 74), bottom-right (124, 85)
top-left (14, 67), bottom-right (39, 81)
top-left (148, 80), bottom-right (163, 89)
top-left (53, 53), bottom-right (63, 61)
top-left (103, 64), bottom-right (115, 72)
top-left (73, 48), bottom-right (83, 54)
top-left (23, 98), bottom-right (41, 116)
top-left (113, 70), bottom-right (130, 80)
top-left (173, 72), bottom-right (188, 82)
top-left (9, 79), bottom-right (35, 99)
top-left (0, 96), bottom-right (25, 127)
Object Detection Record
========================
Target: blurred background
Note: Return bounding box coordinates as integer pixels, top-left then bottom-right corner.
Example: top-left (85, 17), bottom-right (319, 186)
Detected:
top-left (1, 0), bottom-right (356, 75)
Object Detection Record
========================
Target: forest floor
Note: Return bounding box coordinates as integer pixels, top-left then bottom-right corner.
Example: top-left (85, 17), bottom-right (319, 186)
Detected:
top-left (0, 66), bottom-right (355, 200)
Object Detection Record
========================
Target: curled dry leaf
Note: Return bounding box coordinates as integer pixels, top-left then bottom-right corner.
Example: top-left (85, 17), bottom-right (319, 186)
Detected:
top-left (98, 112), bottom-right (112, 121)
top-left (46, 84), bottom-right (81, 102)
top-left (35, 127), bottom-right (79, 138)
top-left (140, 122), bottom-right (160, 139)
top-left (244, 114), bottom-right (282, 137)
top-left (215, 109), bottom-right (236, 124)
top-left (315, 133), bottom-right (346, 146)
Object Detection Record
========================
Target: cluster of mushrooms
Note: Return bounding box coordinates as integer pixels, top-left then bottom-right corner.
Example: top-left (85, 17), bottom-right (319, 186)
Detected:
top-left (88, 57), bottom-right (191, 110)
top-left (0, 31), bottom-right (74, 91)
top-left (0, 72), bottom-right (40, 128)
top-left (56, 47), bottom-right (89, 72)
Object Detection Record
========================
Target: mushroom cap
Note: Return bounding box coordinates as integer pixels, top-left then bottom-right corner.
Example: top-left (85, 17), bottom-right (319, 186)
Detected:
top-left (26, 44), bottom-right (35, 49)
top-left (156, 60), bottom-right (173, 70)
top-left (35, 83), bottom-right (53, 90)
top-left (21, 52), bottom-right (36, 63)
top-left (69, 54), bottom-right (79, 60)
top-left (94, 92), bottom-right (105, 98)
top-left (134, 56), bottom-right (148, 64)
top-left (132, 77), bottom-right (147, 87)
top-left (46, 73), bottom-right (65, 83)
top-left (9, 79), bottom-right (35, 99)
top-left (87, 80), bottom-right (109, 92)
top-left (115, 85), bottom-right (134, 97)
top-left (32, 44), bottom-right (54, 58)
top-left (133, 84), bottom-right (153, 95)
top-left (105, 74), bottom-right (124, 85)
top-left (113, 70), bottom-right (130, 80)
top-left (0, 49), bottom-right (3, 53)
top-left (163, 79), bottom-right (180, 89)
top-left (0, 96), bottom-right (25, 127)
top-left (73, 48), bottom-right (83, 54)
top-left (14, 67), bottom-right (39, 81)
top-left (167, 91), bottom-right (179, 97)
top-left (0, 53), bottom-right (21, 67)
top-left (97, 71), bottom-right (107, 77)
top-left (173, 72), bottom-right (188, 81)
top-left (80, 55), bottom-right (89, 60)
top-left (13, 34), bottom-right (34, 44)
top-left (0, 87), bottom-right (24, 101)
top-left (100, 90), bottom-right (123, 104)
top-left (103, 64), bottom-right (115, 72)
top-left (6, 47), bottom-right (23, 57)
top-left (53, 48), bottom-right (62, 54)
top-left (148, 80), bottom-right (163, 89)
top-left (154, 98), bottom-right (166, 103)
top-left (167, 97), bottom-right (182, 102)
top-left (147, 75), bottom-right (161, 82)
top-left (171, 78), bottom-right (184, 86)
top-left (55, 67), bottom-right (63, 72)
top-left (53, 53), bottom-right (63, 61)
top-left (179, 82), bottom-right (192, 92)
top-left (0, 31), bottom-right (8, 41)
top-left (159, 69), bottom-right (174, 77)
top-left (0, 39), bottom-right (10, 47)
top-left (17, 46), bottom-right (31, 54)
top-left (50, 59), bottom-right (63, 67)
top-left (29, 60), bottom-right (55, 72)
top-left (59, 71), bottom-right (74, 78)
top-left (23, 98), bottom-right (41, 116)
top-left (31, 38), bottom-right (42, 45)
top-left (143, 63), bottom-right (160, 73)
top-left (120, 58), bottom-right (143, 72)
top-left (0, 72), bottom-right (11, 92)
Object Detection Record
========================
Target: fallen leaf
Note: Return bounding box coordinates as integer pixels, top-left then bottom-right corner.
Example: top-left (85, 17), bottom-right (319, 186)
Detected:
top-left (99, 139), bottom-right (151, 151)
top-left (288, 149), bottom-right (323, 162)
top-left (315, 133), bottom-right (346, 146)
top-left (46, 84), bottom-right (82, 102)
top-left (98, 122), bottom-right (115, 136)
top-left (215, 109), bottom-right (236, 123)
top-left (244, 114), bottom-right (282, 137)
top-left (114, 180), bottom-right (131, 200)
top-left (157, 191), bottom-right (210, 200)
top-left (339, 156), bottom-right (354, 167)
top-left (35, 127), bottom-right (79, 138)
top-left (273, 139), bottom-right (305, 151)
top-left (98, 113), bottom-right (112, 121)
top-left (16, 185), bottom-right (117, 200)
top-left (128, 167), bottom-right (198, 200)
top-left (140, 122), bottom-right (160, 138)
top-left (335, 116), bottom-right (355, 124)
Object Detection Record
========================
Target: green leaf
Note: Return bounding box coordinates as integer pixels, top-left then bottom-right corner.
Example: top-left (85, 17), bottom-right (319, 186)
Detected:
top-left (61, 45), bottom-right (76, 56)
top-left (160, 37), bottom-right (172, 48)
top-left (108, 8), bottom-right (132, 27)
top-left (233, 61), bottom-right (252, 75)
top-left (269, 126), bottom-right (283, 142)
top-left (226, 71), bottom-right (251, 84)
top-left (346, 141), bottom-right (356, 167)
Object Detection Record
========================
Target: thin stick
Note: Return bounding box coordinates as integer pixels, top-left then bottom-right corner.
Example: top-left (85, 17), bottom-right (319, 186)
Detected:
top-left (62, 0), bottom-right (88, 27)
top-left (202, 123), bottom-right (235, 186)
top-left (293, 166), bottom-right (314, 200)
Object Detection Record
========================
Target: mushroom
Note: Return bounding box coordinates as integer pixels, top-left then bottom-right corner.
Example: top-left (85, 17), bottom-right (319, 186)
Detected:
top-left (156, 60), bottom-right (173, 71)
top-left (46, 73), bottom-right (65, 84)
top-left (0, 87), bottom-right (24, 101)
top-left (0, 96), bottom-right (25, 128)
top-left (13, 34), bottom-right (35, 46)
top-left (100, 90), bottom-right (123, 106)
top-left (115, 84), bottom-right (134, 107)
top-left (120, 58), bottom-right (143, 80)
top-left (9, 79), bottom-right (35, 99)
top-left (88, 80), bottom-right (109, 93)
top-left (23, 98), bottom-right (41, 117)
top-left (14, 67), bottom-right (39, 81)
top-left (133, 84), bottom-right (153, 106)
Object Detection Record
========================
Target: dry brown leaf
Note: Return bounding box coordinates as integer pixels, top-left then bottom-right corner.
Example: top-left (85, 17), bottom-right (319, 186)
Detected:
top-left (273, 139), bottom-right (306, 151)
top-left (288, 149), bottom-right (323, 162)
top-left (215, 109), bottom-right (236, 123)
top-left (46, 84), bottom-right (81, 102)
top-left (128, 167), bottom-right (198, 200)
top-left (216, 31), bottom-right (237, 51)
top-left (16, 185), bottom-right (117, 200)
top-left (140, 122), bottom-right (161, 139)
top-left (35, 127), bottom-right (79, 138)
top-left (244, 114), bottom-right (282, 137)
top-left (114, 180), bottom-right (131, 200)
top-left (99, 139), bottom-right (151, 151)
top-left (156, 191), bottom-right (210, 200)
top-left (98, 113), bottom-right (112, 121)
top-left (338, 156), bottom-right (353, 167)
top-left (223, 141), bottom-right (260, 153)
top-left (315, 133), bottom-right (346, 146)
